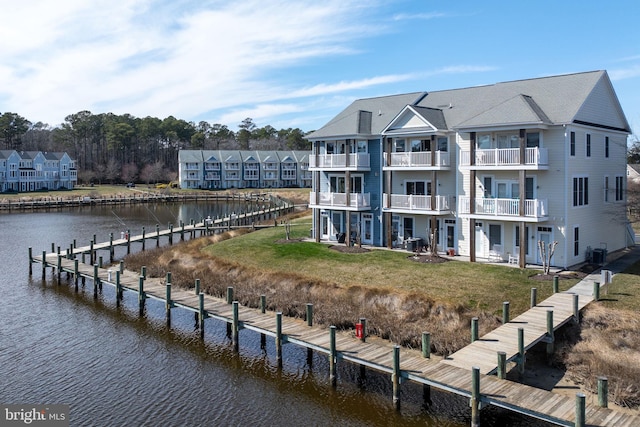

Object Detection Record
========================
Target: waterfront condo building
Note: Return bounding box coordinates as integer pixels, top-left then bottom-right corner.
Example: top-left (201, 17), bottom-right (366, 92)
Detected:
top-left (308, 71), bottom-right (631, 269)
top-left (178, 150), bottom-right (312, 190)
top-left (0, 150), bottom-right (77, 192)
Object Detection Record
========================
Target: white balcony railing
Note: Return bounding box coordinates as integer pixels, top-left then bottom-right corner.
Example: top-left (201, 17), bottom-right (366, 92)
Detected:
top-left (385, 151), bottom-right (450, 168)
top-left (460, 147), bottom-right (548, 167)
top-left (205, 172), bottom-right (220, 180)
top-left (309, 153), bottom-right (370, 169)
top-left (205, 164), bottom-right (221, 171)
top-left (383, 194), bottom-right (451, 212)
top-left (309, 192), bottom-right (371, 209)
top-left (458, 197), bottom-right (548, 218)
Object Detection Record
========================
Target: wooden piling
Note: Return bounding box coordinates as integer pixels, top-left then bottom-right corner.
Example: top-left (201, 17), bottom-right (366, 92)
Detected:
top-left (42, 250), bottom-right (46, 278)
top-left (260, 295), bottom-right (266, 313)
top-left (232, 301), bottom-right (239, 351)
top-left (502, 301), bottom-right (510, 324)
top-left (422, 332), bottom-right (431, 359)
top-left (306, 303), bottom-right (313, 326)
top-left (142, 227), bottom-right (146, 250)
top-left (518, 327), bottom-right (525, 376)
top-left (109, 233), bottom-right (114, 262)
top-left (497, 351), bottom-right (506, 379)
top-left (598, 377), bottom-right (608, 408)
top-left (93, 264), bottom-right (99, 298)
top-left (575, 393), bottom-right (586, 427)
top-left (593, 281), bottom-right (600, 301)
top-left (138, 276), bottom-right (145, 316)
top-left (116, 270), bottom-right (121, 306)
top-left (169, 224), bottom-right (173, 245)
top-left (166, 273), bottom-right (172, 325)
top-left (553, 275), bottom-right (559, 293)
top-left (276, 312), bottom-right (283, 367)
top-left (126, 229), bottom-right (131, 254)
top-left (392, 345), bottom-right (401, 410)
top-left (546, 310), bottom-right (554, 360)
top-left (226, 286), bottom-right (233, 304)
top-left (198, 292), bottom-right (205, 339)
top-left (155, 224), bottom-right (160, 247)
top-left (195, 279), bottom-right (200, 295)
top-left (471, 366), bottom-right (481, 427)
top-left (530, 287), bottom-right (537, 308)
top-left (28, 247), bottom-right (33, 275)
top-left (329, 325), bottom-right (337, 386)
top-left (359, 317), bottom-right (367, 343)
top-left (573, 294), bottom-right (580, 324)
top-left (56, 254), bottom-right (62, 282)
top-left (471, 317), bottom-right (479, 342)
top-left (74, 259), bottom-right (79, 290)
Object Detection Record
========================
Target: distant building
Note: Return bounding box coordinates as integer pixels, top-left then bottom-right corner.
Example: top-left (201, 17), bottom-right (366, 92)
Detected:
top-left (307, 70), bottom-right (631, 268)
top-left (0, 150), bottom-right (77, 192)
top-left (627, 164), bottom-right (640, 183)
top-left (178, 150), bottom-right (312, 190)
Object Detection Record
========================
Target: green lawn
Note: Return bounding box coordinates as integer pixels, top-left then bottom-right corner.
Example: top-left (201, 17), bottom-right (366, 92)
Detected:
top-left (601, 262), bottom-right (640, 311)
top-left (202, 217), bottom-right (579, 317)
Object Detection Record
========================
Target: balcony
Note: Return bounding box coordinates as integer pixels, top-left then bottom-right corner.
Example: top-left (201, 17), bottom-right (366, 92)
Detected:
top-left (185, 163), bottom-right (199, 170)
top-left (205, 164), bottom-right (221, 171)
top-left (383, 194), bottom-right (452, 214)
top-left (309, 153), bottom-right (370, 171)
top-left (383, 151), bottom-right (450, 170)
top-left (309, 192), bottom-right (371, 210)
top-left (205, 172), bottom-right (220, 180)
top-left (458, 197), bottom-right (548, 221)
top-left (460, 147), bottom-right (548, 169)
top-left (263, 164), bottom-right (278, 171)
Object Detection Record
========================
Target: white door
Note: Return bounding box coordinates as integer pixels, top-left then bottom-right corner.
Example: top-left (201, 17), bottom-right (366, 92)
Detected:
top-left (446, 222), bottom-right (455, 250)
top-left (362, 213), bottom-right (373, 245)
top-left (392, 215), bottom-right (401, 247)
top-left (475, 222), bottom-right (484, 258)
top-left (321, 212), bottom-right (330, 240)
top-left (331, 212), bottom-right (343, 240)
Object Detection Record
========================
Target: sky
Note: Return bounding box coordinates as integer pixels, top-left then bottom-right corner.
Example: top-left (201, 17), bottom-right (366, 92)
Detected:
top-left (1, 0), bottom-right (639, 137)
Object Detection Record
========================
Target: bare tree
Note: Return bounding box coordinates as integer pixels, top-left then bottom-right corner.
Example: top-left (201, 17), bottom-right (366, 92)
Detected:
top-left (538, 240), bottom-right (558, 275)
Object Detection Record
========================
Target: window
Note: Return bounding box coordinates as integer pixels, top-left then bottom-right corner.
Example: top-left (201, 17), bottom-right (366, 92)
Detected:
top-left (605, 136), bottom-right (609, 158)
top-left (574, 227), bottom-right (579, 257)
top-left (570, 131), bottom-right (575, 156)
top-left (325, 142), bottom-right (335, 154)
top-left (604, 176), bottom-right (609, 202)
top-left (489, 224), bottom-right (502, 249)
top-left (477, 134), bottom-right (492, 149)
top-left (356, 140), bottom-right (368, 153)
top-left (616, 176), bottom-right (624, 201)
top-left (526, 132), bottom-right (540, 148)
top-left (437, 136), bottom-right (448, 152)
top-left (573, 176), bottom-right (589, 206)
top-left (410, 139), bottom-right (429, 152)
top-left (586, 134), bottom-right (591, 157)
top-left (403, 217), bottom-right (414, 239)
top-left (482, 176), bottom-right (493, 198)
top-left (405, 181), bottom-right (428, 196)
top-left (394, 139), bottom-right (406, 152)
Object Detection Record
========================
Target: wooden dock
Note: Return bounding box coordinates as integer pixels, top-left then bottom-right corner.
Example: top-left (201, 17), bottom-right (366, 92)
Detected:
top-left (30, 243), bottom-right (640, 426)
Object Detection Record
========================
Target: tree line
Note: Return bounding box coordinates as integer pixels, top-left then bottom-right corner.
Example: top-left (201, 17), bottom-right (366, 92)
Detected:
top-left (0, 111), bottom-right (311, 184)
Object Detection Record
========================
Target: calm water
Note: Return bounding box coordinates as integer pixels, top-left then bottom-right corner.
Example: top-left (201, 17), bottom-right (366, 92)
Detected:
top-left (0, 202), bottom-right (550, 426)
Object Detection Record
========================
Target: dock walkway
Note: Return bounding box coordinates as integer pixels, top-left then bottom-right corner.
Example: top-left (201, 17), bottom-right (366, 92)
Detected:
top-left (30, 241), bottom-right (640, 427)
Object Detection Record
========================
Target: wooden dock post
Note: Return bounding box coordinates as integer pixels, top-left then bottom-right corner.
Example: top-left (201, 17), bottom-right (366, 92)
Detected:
top-left (98, 256), bottom-right (103, 269)
top-left (530, 287), bottom-right (537, 308)
top-left (56, 254), bottom-right (62, 282)
top-left (497, 351), bottom-right (507, 379)
top-left (575, 393), bottom-right (586, 427)
top-left (598, 376), bottom-right (608, 408)
top-left (119, 260), bottom-right (124, 274)
top-left (392, 345), bottom-right (401, 410)
top-left (138, 276), bottom-right (145, 316)
top-left (573, 294), bottom-right (580, 324)
top-left (155, 224), bottom-right (160, 247)
top-left (306, 303), bottom-right (313, 326)
top-left (116, 271), bottom-right (121, 306)
top-left (546, 310), bottom-right (554, 360)
top-left (471, 317), bottom-right (479, 343)
top-left (93, 264), bottom-right (99, 298)
top-left (553, 275), bottom-right (559, 293)
top-left (42, 250), bottom-right (47, 278)
top-left (593, 281), bottom-right (600, 301)
top-left (141, 266), bottom-right (146, 280)
top-left (329, 325), bottom-right (337, 386)
top-left (126, 229), bottom-right (131, 254)
top-left (109, 233), bottom-right (114, 262)
top-left (260, 295), bottom-right (266, 313)
top-left (28, 247), bottom-right (32, 275)
top-left (502, 301), bottom-right (510, 324)
top-left (471, 366), bottom-right (481, 427)
top-left (169, 224), bottom-right (173, 245)
top-left (422, 332), bottom-right (431, 358)
top-left (166, 273), bottom-right (172, 326)
top-left (198, 292), bottom-right (205, 339)
top-left (74, 259), bottom-right (79, 290)
top-left (276, 312), bottom-right (283, 367)
top-left (359, 318), bottom-right (367, 343)
top-left (517, 327), bottom-right (525, 376)
top-left (226, 286), bottom-right (233, 304)
top-left (142, 227), bottom-right (146, 250)
top-left (232, 301), bottom-right (239, 352)
top-left (195, 279), bottom-right (200, 295)
top-left (89, 240), bottom-right (94, 265)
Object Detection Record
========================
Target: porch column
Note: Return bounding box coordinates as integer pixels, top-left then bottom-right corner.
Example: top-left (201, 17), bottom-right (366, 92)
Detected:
top-left (314, 141), bottom-right (321, 242)
top-left (345, 140), bottom-right (351, 246)
top-left (519, 129), bottom-right (527, 267)
top-left (385, 137), bottom-right (394, 249)
top-left (469, 132), bottom-right (477, 262)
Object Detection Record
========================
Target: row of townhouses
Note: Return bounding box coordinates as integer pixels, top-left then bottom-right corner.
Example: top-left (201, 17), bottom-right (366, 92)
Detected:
top-left (178, 150), bottom-right (312, 190)
top-left (308, 70), bottom-right (632, 269)
top-left (0, 150), bottom-right (77, 193)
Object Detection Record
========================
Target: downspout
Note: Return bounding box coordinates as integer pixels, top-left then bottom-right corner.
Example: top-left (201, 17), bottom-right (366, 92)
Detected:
top-left (563, 125), bottom-right (569, 268)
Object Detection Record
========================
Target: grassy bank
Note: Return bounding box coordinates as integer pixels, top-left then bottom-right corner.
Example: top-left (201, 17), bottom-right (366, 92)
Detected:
top-left (124, 215), bottom-right (576, 355)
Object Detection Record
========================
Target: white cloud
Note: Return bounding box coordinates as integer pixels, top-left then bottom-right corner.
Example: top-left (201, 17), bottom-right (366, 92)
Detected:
top-left (609, 65), bottom-right (640, 81)
top-left (392, 12), bottom-right (446, 21)
top-left (0, 0), bottom-right (388, 126)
